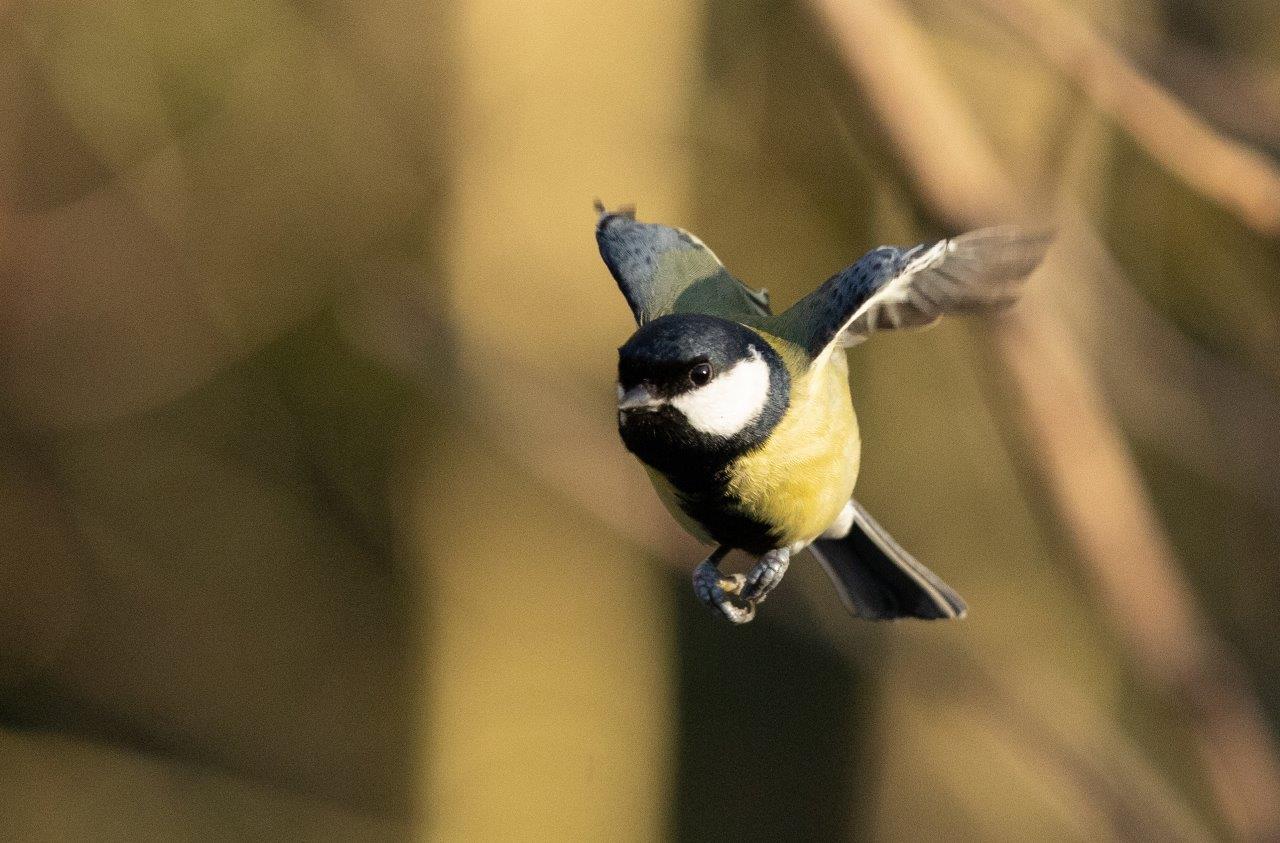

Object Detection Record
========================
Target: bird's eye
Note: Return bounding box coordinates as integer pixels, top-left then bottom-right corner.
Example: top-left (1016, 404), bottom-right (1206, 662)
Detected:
top-left (689, 362), bottom-right (713, 387)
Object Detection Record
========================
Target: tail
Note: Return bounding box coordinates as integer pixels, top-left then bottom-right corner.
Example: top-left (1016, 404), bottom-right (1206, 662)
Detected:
top-left (809, 500), bottom-right (966, 620)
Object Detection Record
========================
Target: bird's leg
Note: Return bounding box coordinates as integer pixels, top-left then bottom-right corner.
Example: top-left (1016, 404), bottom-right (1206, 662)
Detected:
top-left (741, 547), bottom-right (792, 605)
top-left (692, 546), bottom-right (754, 624)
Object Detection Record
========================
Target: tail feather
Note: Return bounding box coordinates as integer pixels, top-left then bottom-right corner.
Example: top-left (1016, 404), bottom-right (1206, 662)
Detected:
top-left (809, 500), bottom-right (966, 620)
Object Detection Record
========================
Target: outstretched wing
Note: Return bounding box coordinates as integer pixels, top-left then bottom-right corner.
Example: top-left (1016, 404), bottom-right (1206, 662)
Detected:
top-left (775, 227), bottom-right (1051, 360)
top-left (595, 202), bottom-right (770, 325)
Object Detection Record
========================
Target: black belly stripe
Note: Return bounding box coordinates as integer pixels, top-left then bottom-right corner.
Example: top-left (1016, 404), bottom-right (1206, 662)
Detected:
top-left (680, 493), bottom-right (779, 555)
top-left (661, 463), bottom-right (779, 555)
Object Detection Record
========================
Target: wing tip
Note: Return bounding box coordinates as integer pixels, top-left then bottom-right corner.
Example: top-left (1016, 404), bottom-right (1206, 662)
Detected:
top-left (594, 199), bottom-right (637, 231)
top-left (955, 224), bottom-right (1055, 263)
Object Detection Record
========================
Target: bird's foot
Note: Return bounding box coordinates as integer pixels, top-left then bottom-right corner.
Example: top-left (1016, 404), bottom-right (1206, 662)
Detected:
top-left (692, 556), bottom-right (755, 624)
top-left (741, 547), bottom-right (791, 604)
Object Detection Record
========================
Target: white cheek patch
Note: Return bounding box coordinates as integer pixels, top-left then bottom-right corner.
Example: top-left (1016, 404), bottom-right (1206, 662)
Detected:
top-left (671, 347), bottom-right (771, 437)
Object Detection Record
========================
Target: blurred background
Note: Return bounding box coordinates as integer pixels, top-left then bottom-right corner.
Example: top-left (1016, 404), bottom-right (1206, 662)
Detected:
top-left (3, 0), bottom-right (1280, 839)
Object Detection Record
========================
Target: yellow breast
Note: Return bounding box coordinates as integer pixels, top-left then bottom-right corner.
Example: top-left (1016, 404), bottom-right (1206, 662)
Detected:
top-left (725, 335), bottom-right (861, 547)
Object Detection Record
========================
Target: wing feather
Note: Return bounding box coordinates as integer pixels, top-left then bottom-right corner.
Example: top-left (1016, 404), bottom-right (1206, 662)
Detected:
top-left (594, 203), bottom-right (771, 324)
top-left (777, 226), bottom-right (1051, 360)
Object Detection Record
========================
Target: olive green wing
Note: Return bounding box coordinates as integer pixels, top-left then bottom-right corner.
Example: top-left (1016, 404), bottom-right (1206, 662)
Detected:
top-left (772, 226), bottom-right (1051, 364)
top-left (595, 203), bottom-right (771, 324)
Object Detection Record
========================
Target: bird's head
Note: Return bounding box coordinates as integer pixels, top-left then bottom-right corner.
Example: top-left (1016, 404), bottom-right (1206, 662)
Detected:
top-left (616, 314), bottom-right (790, 476)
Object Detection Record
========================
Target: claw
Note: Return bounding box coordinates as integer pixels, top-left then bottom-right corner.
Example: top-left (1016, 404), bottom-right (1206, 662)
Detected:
top-left (720, 571), bottom-right (747, 595)
top-left (692, 558), bottom-right (755, 624)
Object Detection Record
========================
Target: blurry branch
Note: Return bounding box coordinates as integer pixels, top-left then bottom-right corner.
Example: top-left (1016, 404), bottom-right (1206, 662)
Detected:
top-left (0, 728), bottom-right (406, 839)
top-left (1142, 39), bottom-right (1280, 151)
top-left (464, 352), bottom-right (702, 565)
top-left (988, 293), bottom-right (1280, 842)
top-left (896, 647), bottom-right (1216, 842)
top-left (806, 0), bottom-right (1280, 838)
top-left (348, 281), bottom-right (699, 565)
top-left (1047, 218), bottom-right (1280, 516)
top-left (968, 691), bottom-right (1207, 842)
top-left (969, 0), bottom-right (1280, 239)
top-left (811, 0), bottom-right (1023, 225)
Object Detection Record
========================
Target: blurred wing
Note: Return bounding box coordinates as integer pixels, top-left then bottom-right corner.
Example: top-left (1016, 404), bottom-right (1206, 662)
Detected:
top-left (777, 227), bottom-right (1051, 361)
top-left (595, 203), bottom-right (771, 324)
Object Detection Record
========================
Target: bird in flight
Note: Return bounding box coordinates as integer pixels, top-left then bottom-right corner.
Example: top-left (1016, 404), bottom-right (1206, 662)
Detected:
top-left (596, 202), bottom-right (1050, 623)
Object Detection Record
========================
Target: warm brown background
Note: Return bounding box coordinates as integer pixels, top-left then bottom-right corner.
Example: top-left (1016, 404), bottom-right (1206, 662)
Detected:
top-left (3, 0), bottom-right (1279, 839)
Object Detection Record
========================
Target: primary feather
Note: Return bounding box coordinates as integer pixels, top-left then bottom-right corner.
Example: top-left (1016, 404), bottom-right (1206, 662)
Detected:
top-left (775, 226), bottom-right (1053, 360)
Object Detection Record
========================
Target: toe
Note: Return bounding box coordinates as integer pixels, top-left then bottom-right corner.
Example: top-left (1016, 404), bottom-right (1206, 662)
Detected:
top-left (692, 561), bottom-right (755, 624)
top-left (715, 599), bottom-right (755, 624)
top-left (742, 553), bottom-right (790, 603)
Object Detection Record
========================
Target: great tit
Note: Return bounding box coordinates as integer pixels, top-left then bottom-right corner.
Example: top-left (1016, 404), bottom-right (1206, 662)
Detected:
top-left (595, 202), bottom-right (1050, 623)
